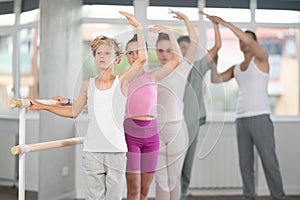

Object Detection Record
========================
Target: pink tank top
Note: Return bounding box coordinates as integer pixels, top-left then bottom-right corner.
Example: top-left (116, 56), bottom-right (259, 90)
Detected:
top-left (125, 72), bottom-right (157, 119)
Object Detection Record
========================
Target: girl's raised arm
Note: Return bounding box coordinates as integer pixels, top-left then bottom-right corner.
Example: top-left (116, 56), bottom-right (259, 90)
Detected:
top-left (149, 25), bottom-right (183, 82)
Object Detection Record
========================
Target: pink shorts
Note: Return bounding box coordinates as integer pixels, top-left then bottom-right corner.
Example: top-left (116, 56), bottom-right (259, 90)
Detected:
top-left (124, 118), bottom-right (160, 173)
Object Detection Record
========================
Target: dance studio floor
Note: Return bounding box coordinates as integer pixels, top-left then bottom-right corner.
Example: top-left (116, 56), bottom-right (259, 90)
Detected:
top-left (1, 186), bottom-right (299, 200)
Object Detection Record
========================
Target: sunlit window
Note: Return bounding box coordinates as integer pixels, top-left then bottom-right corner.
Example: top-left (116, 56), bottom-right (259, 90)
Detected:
top-left (0, 35), bottom-right (13, 111)
top-left (82, 5), bottom-right (134, 18)
top-left (19, 28), bottom-right (39, 99)
top-left (203, 8), bottom-right (251, 23)
top-left (20, 9), bottom-right (39, 24)
top-left (256, 28), bottom-right (299, 115)
top-left (147, 7), bottom-right (198, 21)
top-left (0, 14), bottom-right (15, 26)
top-left (255, 9), bottom-right (300, 23)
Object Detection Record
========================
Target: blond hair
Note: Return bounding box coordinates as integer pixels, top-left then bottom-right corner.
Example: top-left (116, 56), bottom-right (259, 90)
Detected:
top-left (90, 35), bottom-right (123, 57)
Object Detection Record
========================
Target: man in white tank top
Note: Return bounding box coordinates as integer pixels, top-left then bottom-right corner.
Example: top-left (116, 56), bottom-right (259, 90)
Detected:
top-left (206, 15), bottom-right (285, 200)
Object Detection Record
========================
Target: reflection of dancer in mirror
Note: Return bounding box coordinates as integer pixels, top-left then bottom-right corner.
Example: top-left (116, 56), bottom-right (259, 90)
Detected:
top-left (121, 12), bottom-right (183, 200)
top-left (208, 15), bottom-right (285, 200)
top-left (28, 35), bottom-right (127, 200)
top-left (155, 10), bottom-right (198, 200)
top-left (180, 10), bottom-right (221, 200)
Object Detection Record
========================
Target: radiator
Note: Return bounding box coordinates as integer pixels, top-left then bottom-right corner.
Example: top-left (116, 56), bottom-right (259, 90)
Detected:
top-left (189, 122), bottom-right (243, 189)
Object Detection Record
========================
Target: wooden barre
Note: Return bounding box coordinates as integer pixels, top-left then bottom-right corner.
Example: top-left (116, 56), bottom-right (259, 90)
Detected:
top-left (11, 137), bottom-right (83, 155)
top-left (10, 99), bottom-right (58, 108)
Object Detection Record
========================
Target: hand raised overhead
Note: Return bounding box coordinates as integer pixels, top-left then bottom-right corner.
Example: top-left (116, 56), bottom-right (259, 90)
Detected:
top-left (198, 10), bottom-right (225, 24)
top-left (168, 9), bottom-right (187, 20)
top-left (148, 24), bottom-right (172, 35)
top-left (119, 11), bottom-right (142, 28)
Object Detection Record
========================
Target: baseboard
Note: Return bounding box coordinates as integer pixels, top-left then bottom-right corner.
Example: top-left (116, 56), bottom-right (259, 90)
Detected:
top-left (0, 179), bottom-right (17, 187)
top-left (189, 188), bottom-right (243, 196)
top-left (54, 190), bottom-right (76, 200)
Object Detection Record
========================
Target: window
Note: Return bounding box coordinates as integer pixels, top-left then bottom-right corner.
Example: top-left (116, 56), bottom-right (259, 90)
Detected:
top-left (255, 10), bottom-right (300, 23)
top-left (147, 7), bottom-right (198, 21)
top-left (0, 8), bottom-right (39, 114)
top-left (0, 35), bottom-right (13, 111)
top-left (202, 8), bottom-right (251, 23)
top-left (19, 28), bottom-right (39, 99)
top-left (0, 14), bottom-right (15, 26)
top-left (20, 9), bottom-right (39, 24)
top-left (82, 5), bottom-right (134, 18)
top-left (257, 27), bottom-right (299, 115)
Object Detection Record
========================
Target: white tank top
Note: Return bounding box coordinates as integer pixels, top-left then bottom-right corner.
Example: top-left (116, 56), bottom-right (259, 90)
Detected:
top-left (157, 60), bottom-right (192, 122)
top-left (234, 58), bottom-right (270, 118)
top-left (83, 77), bottom-right (127, 152)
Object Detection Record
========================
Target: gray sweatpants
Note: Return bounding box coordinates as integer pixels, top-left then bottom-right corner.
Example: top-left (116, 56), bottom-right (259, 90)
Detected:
top-left (82, 151), bottom-right (126, 200)
top-left (236, 114), bottom-right (285, 200)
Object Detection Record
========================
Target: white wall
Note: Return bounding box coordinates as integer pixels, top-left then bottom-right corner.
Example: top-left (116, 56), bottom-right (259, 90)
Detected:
top-left (0, 116), bottom-right (19, 185)
top-left (257, 119), bottom-right (300, 195)
top-left (38, 0), bottom-right (82, 199)
top-left (189, 117), bottom-right (300, 196)
top-left (0, 113), bottom-right (39, 191)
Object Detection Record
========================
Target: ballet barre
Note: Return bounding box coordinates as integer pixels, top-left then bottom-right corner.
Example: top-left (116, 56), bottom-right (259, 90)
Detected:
top-left (10, 99), bottom-right (57, 108)
top-left (11, 137), bottom-right (83, 155)
top-left (10, 99), bottom-right (79, 200)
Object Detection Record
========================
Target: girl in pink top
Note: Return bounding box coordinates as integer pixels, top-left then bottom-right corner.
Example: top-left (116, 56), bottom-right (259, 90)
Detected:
top-left (120, 12), bottom-right (183, 200)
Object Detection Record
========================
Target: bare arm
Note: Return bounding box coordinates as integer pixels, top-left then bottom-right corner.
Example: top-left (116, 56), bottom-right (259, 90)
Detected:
top-left (149, 25), bottom-right (183, 82)
top-left (224, 20), bottom-right (267, 61)
top-left (28, 80), bottom-right (89, 118)
top-left (207, 23), bottom-right (221, 64)
top-left (170, 10), bottom-right (198, 64)
top-left (206, 16), bottom-right (221, 64)
top-left (198, 11), bottom-right (224, 83)
top-left (211, 65), bottom-right (235, 83)
top-left (119, 11), bottom-right (148, 94)
top-left (52, 96), bottom-right (74, 106)
top-left (208, 15), bottom-right (269, 72)
top-left (119, 11), bottom-right (147, 72)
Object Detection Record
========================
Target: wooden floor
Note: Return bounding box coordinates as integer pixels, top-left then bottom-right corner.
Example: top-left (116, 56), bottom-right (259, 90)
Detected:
top-left (0, 186), bottom-right (37, 200)
top-left (174, 197), bottom-right (300, 200)
top-left (1, 186), bottom-right (299, 200)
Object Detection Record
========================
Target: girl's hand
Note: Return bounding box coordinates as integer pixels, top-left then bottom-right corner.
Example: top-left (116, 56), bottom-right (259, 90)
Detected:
top-left (148, 25), bottom-right (172, 35)
top-left (27, 98), bottom-right (45, 110)
top-left (119, 11), bottom-right (142, 28)
top-left (52, 96), bottom-right (69, 105)
top-left (208, 15), bottom-right (226, 24)
top-left (199, 10), bottom-right (225, 24)
top-left (169, 9), bottom-right (187, 20)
